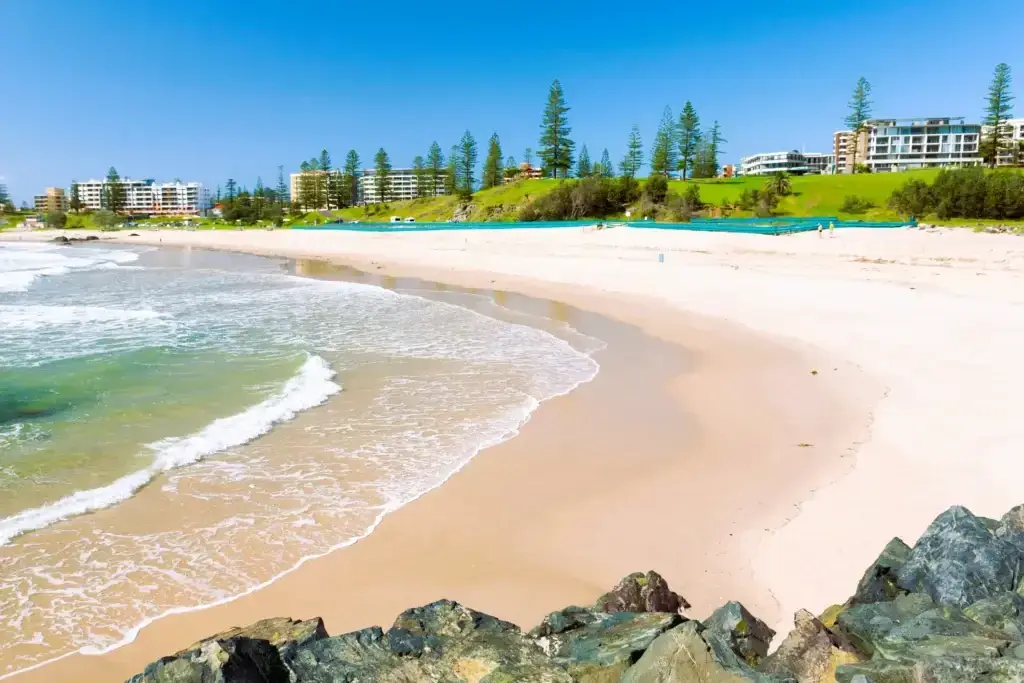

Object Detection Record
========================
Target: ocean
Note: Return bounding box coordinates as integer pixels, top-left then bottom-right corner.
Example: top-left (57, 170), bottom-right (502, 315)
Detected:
top-left (0, 241), bottom-right (600, 675)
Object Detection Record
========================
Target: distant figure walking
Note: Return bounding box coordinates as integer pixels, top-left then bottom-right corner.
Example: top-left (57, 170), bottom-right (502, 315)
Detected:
top-left (817, 223), bottom-right (823, 238)
top-left (829, 221), bottom-right (835, 238)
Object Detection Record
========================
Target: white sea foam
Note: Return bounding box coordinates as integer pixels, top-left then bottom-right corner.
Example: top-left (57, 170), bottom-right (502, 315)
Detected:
top-left (0, 354), bottom-right (340, 547)
top-left (0, 244), bottom-right (140, 292)
top-left (0, 305), bottom-right (165, 330)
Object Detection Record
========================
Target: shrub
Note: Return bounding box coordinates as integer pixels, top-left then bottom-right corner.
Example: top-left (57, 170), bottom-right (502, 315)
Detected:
top-left (642, 175), bottom-right (668, 204)
top-left (887, 168), bottom-right (1024, 221)
top-left (45, 211), bottom-right (67, 228)
top-left (518, 177), bottom-right (636, 221)
top-left (839, 195), bottom-right (875, 214)
top-left (765, 173), bottom-right (792, 197)
top-left (94, 210), bottom-right (119, 228)
top-left (738, 188), bottom-right (779, 216)
top-left (888, 179), bottom-right (933, 217)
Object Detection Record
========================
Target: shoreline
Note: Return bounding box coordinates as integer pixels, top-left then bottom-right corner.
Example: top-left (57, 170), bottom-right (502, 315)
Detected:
top-left (0, 234), bottom-right (880, 681)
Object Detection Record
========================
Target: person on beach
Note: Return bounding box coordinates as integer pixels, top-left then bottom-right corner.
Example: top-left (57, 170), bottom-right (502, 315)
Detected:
top-left (817, 223), bottom-right (823, 238)
top-left (829, 221), bottom-right (835, 238)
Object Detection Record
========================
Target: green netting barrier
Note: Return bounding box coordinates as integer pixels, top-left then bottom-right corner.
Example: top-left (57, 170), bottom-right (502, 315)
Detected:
top-left (292, 217), bottom-right (915, 234)
top-left (292, 220), bottom-right (595, 232)
top-left (627, 217), bottom-right (915, 234)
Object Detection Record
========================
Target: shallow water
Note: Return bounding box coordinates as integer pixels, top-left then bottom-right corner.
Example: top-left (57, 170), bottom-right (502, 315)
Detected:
top-left (0, 243), bottom-right (600, 675)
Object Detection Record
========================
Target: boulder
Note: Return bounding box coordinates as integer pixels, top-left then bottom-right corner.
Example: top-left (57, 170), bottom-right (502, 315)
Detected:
top-left (758, 609), bottom-right (862, 682)
top-left (703, 602), bottom-right (775, 666)
top-left (594, 571), bottom-right (690, 615)
top-left (288, 599), bottom-right (570, 682)
top-left (126, 636), bottom-right (293, 683)
top-left (180, 616), bottom-right (327, 664)
top-left (964, 592), bottom-right (1024, 640)
top-left (896, 506), bottom-right (1021, 608)
top-left (620, 621), bottom-right (790, 683)
top-left (835, 592), bottom-right (1012, 665)
top-left (531, 607), bottom-right (682, 682)
top-left (52, 235), bottom-right (70, 244)
top-left (849, 537), bottom-right (912, 606)
top-left (85, 234), bottom-right (100, 240)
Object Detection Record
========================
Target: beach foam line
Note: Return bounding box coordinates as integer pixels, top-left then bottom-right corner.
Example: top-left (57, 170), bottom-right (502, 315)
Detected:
top-left (0, 305), bottom-right (166, 330)
top-left (0, 354), bottom-right (341, 548)
top-left (0, 364), bottom-right (599, 682)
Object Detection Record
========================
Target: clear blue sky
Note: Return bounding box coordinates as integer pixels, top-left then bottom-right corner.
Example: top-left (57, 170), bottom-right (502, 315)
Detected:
top-left (1, 0), bottom-right (1021, 203)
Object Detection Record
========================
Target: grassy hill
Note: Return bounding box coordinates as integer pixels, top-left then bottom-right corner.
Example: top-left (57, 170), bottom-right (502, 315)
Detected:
top-left (325, 171), bottom-right (941, 224)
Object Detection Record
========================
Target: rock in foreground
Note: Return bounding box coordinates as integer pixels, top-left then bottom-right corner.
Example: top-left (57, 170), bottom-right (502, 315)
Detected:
top-left (128, 504), bottom-right (1024, 682)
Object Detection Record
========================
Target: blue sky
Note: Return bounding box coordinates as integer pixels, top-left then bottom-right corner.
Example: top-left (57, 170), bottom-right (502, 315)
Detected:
top-left (1, 0), bottom-right (1021, 203)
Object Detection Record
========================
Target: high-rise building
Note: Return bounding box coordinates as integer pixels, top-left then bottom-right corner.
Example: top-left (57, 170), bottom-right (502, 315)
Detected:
top-left (980, 117), bottom-right (1024, 166)
top-left (33, 187), bottom-right (69, 213)
top-left (72, 178), bottom-right (202, 214)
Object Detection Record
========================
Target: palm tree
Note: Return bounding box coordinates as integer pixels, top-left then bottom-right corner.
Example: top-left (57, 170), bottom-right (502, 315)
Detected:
top-left (766, 173), bottom-right (792, 197)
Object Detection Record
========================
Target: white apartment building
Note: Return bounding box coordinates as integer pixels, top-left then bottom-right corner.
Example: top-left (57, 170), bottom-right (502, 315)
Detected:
top-left (740, 151), bottom-right (832, 176)
top-left (360, 168), bottom-right (446, 204)
top-left (73, 178), bottom-right (202, 214)
top-left (980, 117), bottom-right (1024, 166)
top-left (863, 117), bottom-right (982, 172)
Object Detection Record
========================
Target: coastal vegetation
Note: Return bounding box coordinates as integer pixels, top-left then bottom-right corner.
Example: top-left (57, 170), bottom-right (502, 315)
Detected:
top-left (126, 503), bottom-right (1024, 683)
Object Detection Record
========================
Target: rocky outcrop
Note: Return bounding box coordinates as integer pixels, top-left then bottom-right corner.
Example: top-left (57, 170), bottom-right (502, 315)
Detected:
top-left (594, 571), bottom-right (690, 615)
top-left (128, 504), bottom-right (1024, 683)
top-left (703, 601), bottom-right (774, 667)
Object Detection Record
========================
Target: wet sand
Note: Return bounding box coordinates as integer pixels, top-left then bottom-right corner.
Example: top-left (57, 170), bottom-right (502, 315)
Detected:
top-left (6, 251), bottom-right (878, 682)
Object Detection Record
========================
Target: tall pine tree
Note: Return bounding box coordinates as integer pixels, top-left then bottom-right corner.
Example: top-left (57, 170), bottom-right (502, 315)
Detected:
top-left (599, 149), bottom-right (614, 178)
top-left (343, 150), bottom-right (361, 205)
top-left (412, 155), bottom-right (428, 198)
top-left (482, 133), bottom-right (503, 189)
top-left (982, 63), bottom-right (1014, 167)
top-left (620, 125), bottom-right (643, 177)
top-left (374, 148), bottom-right (392, 204)
top-left (446, 145), bottom-right (459, 195)
top-left (677, 101), bottom-right (701, 180)
top-left (844, 77), bottom-right (873, 170)
top-left (426, 142), bottom-right (445, 197)
top-left (103, 166), bottom-right (126, 213)
top-left (650, 106), bottom-right (678, 177)
top-left (576, 145), bottom-right (592, 177)
top-left (318, 149), bottom-right (332, 209)
top-left (457, 131), bottom-right (478, 199)
top-left (538, 80), bottom-right (574, 178)
top-left (276, 166), bottom-right (289, 207)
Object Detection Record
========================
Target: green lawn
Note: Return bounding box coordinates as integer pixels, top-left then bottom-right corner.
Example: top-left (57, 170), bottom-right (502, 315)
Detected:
top-left (318, 174), bottom-right (933, 224)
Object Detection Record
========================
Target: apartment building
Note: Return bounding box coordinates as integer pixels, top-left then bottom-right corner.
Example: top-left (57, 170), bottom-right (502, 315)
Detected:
top-left (73, 178), bottom-right (202, 214)
top-left (289, 170), bottom-right (335, 207)
top-left (33, 187), bottom-right (69, 213)
top-left (740, 151), bottom-right (832, 176)
top-left (863, 117), bottom-right (981, 172)
top-left (980, 117), bottom-right (1024, 166)
top-left (360, 168), bottom-right (447, 204)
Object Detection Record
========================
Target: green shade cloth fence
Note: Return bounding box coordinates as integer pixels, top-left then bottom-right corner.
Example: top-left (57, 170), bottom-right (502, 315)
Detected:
top-left (293, 217), bottom-right (915, 235)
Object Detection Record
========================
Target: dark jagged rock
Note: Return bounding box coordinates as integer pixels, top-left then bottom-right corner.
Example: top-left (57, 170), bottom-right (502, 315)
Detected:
top-left (758, 609), bottom-right (861, 682)
top-left (52, 235), bottom-right (70, 244)
top-left (835, 592), bottom-right (1012, 668)
top-left (849, 537), bottom-right (912, 607)
top-left (896, 506), bottom-right (1021, 609)
top-left (964, 591), bottom-right (1024, 640)
top-left (620, 621), bottom-right (791, 683)
top-left (126, 617), bottom-right (324, 683)
top-left (125, 503), bottom-right (1024, 683)
top-left (126, 636), bottom-right (293, 683)
top-left (703, 601), bottom-right (775, 667)
top-left (531, 607), bottom-right (682, 681)
top-left (594, 571), bottom-right (690, 615)
top-left (288, 599), bottom-right (570, 682)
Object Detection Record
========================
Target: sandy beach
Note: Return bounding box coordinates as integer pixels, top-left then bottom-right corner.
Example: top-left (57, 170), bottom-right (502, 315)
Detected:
top-left (3, 224), bottom-right (1023, 681)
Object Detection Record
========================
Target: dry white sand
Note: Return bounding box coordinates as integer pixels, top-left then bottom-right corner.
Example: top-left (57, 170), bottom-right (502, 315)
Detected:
top-left (6, 224), bottom-right (1024, 643)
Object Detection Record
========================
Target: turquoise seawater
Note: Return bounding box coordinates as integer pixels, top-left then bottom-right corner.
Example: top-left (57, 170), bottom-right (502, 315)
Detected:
top-left (0, 241), bottom-right (601, 675)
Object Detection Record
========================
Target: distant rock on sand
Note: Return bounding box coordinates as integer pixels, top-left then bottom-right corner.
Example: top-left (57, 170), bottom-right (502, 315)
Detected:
top-left (127, 504), bottom-right (1024, 682)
